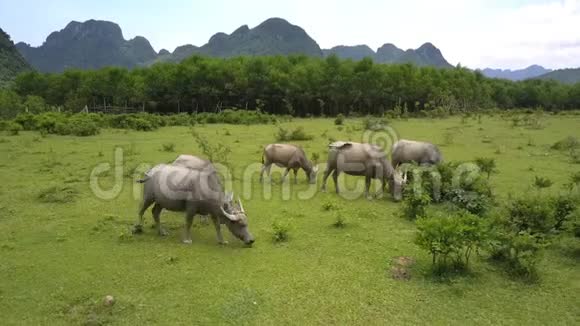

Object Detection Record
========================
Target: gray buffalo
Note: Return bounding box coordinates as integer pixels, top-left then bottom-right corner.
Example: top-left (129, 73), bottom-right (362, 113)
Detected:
top-left (173, 154), bottom-right (213, 170)
top-left (133, 164), bottom-right (254, 245)
top-left (391, 139), bottom-right (442, 168)
top-left (321, 141), bottom-right (406, 201)
top-left (260, 144), bottom-right (319, 184)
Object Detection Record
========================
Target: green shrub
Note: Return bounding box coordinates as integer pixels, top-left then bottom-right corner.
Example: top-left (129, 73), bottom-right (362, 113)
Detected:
top-left (403, 161), bottom-right (493, 216)
top-left (551, 136), bottom-right (579, 151)
top-left (193, 109), bottom-right (278, 125)
top-left (322, 199), bottom-right (340, 211)
top-left (13, 112), bottom-right (37, 130)
top-left (66, 115), bottom-right (100, 136)
top-left (191, 130), bottom-right (231, 166)
top-left (474, 157), bottom-right (497, 179)
top-left (415, 210), bottom-right (488, 273)
top-left (161, 142), bottom-right (176, 152)
top-left (333, 212), bottom-right (347, 228)
top-left (566, 171), bottom-right (580, 191)
top-left (272, 220), bottom-right (290, 242)
top-left (7, 121), bottom-right (22, 135)
top-left (446, 188), bottom-right (491, 216)
top-left (533, 176), bottom-right (553, 190)
top-left (506, 196), bottom-right (556, 236)
top-left (552, 195), bottom-right (577, 231)
top-left (362, 116), bottom-right (388, 131)
top-left (334, 114), bottom-right (345, 125)
top-left (275, 126), bottom-right (313, 141)
top-left (401, 186), bottom-right (431, 219)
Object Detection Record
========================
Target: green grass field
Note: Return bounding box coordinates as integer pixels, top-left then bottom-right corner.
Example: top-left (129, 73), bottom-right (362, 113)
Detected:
top-left (1, 115), bottom-right (579, 325)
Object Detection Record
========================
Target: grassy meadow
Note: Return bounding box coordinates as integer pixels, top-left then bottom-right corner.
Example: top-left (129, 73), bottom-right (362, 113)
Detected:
top-left (0, 114), bottom-right (579, 325)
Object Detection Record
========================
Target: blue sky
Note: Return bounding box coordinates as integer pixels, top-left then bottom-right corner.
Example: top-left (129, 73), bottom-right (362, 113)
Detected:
top-left (0, 0), bottom-right (578, 69)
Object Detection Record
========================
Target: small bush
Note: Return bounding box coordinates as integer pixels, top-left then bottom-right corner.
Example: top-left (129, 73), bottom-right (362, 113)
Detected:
top-left (275, 126), bottom-right (313, 141)
top-left (7, 121), bottom-right (22, 135)
top-left (161, 142), bottom-right (175, 152)
top-left (311, 152), bottom-right (320, 164)
top-left (447, 188), bottom-right (491, 216)
top-left (322, 200), bottom-right (340, 211)
top-left (533, 176), bottom-right (553, 190)
top-left (401, 187), bottom-right (431, 219)
top-left (551, 136), bottom-right (579, 151)
top-left (65, 115), bottom-right (100, 136)
top-left (362, 116), bottom-right (388, 131)
top-left (272, 220), bottom-right (290, 242)
top-left (474, 157), bottom-right (497, 179)
top-left (566, 171), bottom-right (580, 191)
top-left (334, 114), bottom-right (345, 125)
top-left (37, 185), bottom-right (79, 203)
top-left (192, 131), bottom-right (231, 166)
top-left (333, 212), bottom-right (347, 228)
top-left (415, 210), bottom-right (488, 273)
top-left (506, 196), bottom-right (556, 236)
top-left (552, 195), bottom-right (577, 231)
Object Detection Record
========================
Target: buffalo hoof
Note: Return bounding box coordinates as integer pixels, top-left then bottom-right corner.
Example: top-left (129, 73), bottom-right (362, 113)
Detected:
top-left (218, 240), bottom-right (229, 245)
top-left (158, 229), bottom-right (168, 236)
top-left (132, 225), bottom-right (143, 234)
top-left (182, 239), bottom-right (192, 245)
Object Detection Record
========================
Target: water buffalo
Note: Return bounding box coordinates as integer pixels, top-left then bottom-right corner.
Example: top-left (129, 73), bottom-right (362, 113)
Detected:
top-left (260, 144), bottom-right (319, 184)
top-left (172, 154), bottom-right (215, 223)
top-left (133, 164), bottom-right (254, 245)
top-left (321, 141), bottom-right (406, 201)
top-left (173, 154), bottom-right (213, 170)
top-left (391, 139), bottom-right (442, 168)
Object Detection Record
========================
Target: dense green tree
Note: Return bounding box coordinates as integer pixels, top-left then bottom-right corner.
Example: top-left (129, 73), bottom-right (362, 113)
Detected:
top-left (6, 55), bottom-right (580, 116)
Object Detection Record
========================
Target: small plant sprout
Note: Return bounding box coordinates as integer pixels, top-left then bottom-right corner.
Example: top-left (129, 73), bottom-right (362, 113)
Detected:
top-left (272, 220), bottom-right (290, 243)
top-left (475, 157), bottom-right (498, 179)
top-left (161, 142), bottom-right (176, 152)
top-left (333, 212), bottom-right (347, 228)
top-left (533, 176), bottom-right (553, 191)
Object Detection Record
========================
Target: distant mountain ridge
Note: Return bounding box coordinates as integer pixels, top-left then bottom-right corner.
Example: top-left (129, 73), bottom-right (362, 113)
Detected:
top-left (322, 42), bottom-right (453, 68)
top-left (11, 18), bottom-right (458, 72)
top-left (533, 68), bottom-right (580, 84)
top-left (0, 28), bottom-right (31, 87)
top-left (15, 20), bottom-right (157, 72)
top-left (480, 65), bottom-right (552, 81)
top-left (155, 18), bottom-right (322, 63)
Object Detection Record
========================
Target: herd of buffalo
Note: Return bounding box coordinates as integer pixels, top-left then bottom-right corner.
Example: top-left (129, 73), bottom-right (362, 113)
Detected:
top-left (133, 139), bottom-right (443, 246)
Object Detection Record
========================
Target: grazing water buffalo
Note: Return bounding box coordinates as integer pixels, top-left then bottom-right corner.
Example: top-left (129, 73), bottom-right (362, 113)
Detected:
top-left (134, 164), bottom-right (254, 245)
top-left (260, 144), bottom-right (319, 184)
top-left (321, 141), bottom-right (406, 201)
top-left (173, 154), bottom-right (213, 170)
top-left (391, 139), bottom-right (442, 168)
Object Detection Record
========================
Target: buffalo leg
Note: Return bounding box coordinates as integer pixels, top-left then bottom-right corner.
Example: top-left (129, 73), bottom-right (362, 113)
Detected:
top-left (152, 204), bottom-right (167, 236)
top-left (294, 168), bottom-right (299, 184)
top-left (281, 168), bottom-right (290, 183)
top-left (211, 216), bottom-right (227, 245)
top-left (364, 175), bottom-right (372, 199)
top-left (259, 163), bottom-right (269, 183)
top-left (133, 197), bottom-right (154, 234)
top-left (321, 168), bottom-right (333, 192)
top-left (333, 170), bottom-right (340, 193)
top-left (183, 212), bottom-right (195, 244)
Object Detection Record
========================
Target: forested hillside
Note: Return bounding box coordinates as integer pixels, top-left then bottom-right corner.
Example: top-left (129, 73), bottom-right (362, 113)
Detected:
top-left (0, 28), bottom-right (31, 87)
top-left (535, 68), bottom-right (580, 84)
top-left (6, 55), bottom-right (579, 116)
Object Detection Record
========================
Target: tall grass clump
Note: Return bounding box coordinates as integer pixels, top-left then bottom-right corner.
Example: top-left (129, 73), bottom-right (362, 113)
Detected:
top-left (275, 126), bottom-right (313, 141)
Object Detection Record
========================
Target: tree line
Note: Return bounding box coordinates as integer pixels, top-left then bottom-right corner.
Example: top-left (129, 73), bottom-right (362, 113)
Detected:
top-left (2, 54), bottom-right (580, 118)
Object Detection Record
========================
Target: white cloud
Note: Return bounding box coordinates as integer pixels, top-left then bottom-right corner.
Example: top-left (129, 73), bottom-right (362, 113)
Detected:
top-left (462, 0), bottom-right (580, 69)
